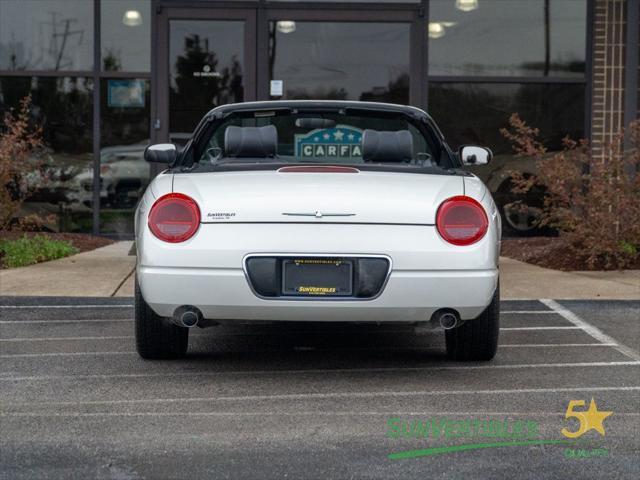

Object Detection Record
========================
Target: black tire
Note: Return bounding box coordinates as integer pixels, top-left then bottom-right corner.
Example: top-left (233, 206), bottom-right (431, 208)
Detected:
top-left (135, 277), bottom-right (188, 359)
top-left (445, 283), bottom-right (500, 361)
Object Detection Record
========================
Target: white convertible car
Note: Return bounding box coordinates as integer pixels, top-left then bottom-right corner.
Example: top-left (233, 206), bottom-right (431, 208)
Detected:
top-left (135, 101), bottom-right (501, 361)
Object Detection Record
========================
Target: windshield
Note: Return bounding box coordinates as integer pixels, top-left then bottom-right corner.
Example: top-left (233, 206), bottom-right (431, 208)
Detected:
top-left (195, 110), bottom-right (441, 167)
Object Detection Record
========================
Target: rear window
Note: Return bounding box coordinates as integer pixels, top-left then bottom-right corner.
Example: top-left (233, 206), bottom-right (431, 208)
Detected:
top-left (196, 110), bottom-right (440, 167)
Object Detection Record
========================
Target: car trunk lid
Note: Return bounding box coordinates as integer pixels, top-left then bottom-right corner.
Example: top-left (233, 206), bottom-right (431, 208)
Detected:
top-left (172, 169), bottom-right (463, 225)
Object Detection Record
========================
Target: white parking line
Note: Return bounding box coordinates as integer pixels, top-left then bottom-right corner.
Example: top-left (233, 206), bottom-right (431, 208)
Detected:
top-left (2, 385), bottom-right (638, 409)
top-left (0, 335), bottom-right (617, 348)
top-left (501, 310), bottom-right (556, 314)
top-left (500, 343), bottom-right (617, 347)
top-left (0, 319), bottom-right (132, 324)
top-left (500, 326), bottom-right (580, 331)
top-left (540, 299), bottom-right (640, 361)
top-left (0, 351), bottom-right (135, 358)
top-left (0, 361), bottom-right (638, 381)
top-left (0, 305), bottom-right (133, 309)
top-left (3, 411), bottom-right (640, 418)
top-left (200, 385), bottom-right (640, 402)
top-left (0, 305), bottom-right (543, 311)
top-left (0, 336), bottom-right (131, 342)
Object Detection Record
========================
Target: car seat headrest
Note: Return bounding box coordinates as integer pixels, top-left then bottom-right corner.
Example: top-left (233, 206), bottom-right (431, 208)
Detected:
top-left (224, 125), bottom-right (278, 158)
top-left (362, 129), bottom-right (413, 163)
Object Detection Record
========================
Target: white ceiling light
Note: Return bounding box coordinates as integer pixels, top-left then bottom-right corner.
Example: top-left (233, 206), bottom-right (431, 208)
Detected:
top-left (428, 22), bottom-right (445, 39)
top-left (122, 10), bottom-right (143, 27)
top-left (428, 22), bottom-right (457, 39)
top-left (456, 0), bottom-right (479, 12)
top-left (276, 21), bottom-right (296, 34)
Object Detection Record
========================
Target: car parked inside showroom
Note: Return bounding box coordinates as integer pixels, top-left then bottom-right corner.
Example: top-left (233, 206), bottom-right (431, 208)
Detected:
top-left (135, 101), bottom-right (501, 361)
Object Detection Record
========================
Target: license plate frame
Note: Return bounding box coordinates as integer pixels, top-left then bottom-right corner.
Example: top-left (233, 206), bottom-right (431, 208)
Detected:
top-left (282, 258), bottom-right (353, 297)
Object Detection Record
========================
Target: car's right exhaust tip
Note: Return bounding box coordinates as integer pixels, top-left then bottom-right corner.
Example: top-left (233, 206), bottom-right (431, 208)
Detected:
top-left (172, 306), bottom-right (203, 328)
top-left (432, 309), bottom-right (460, 330)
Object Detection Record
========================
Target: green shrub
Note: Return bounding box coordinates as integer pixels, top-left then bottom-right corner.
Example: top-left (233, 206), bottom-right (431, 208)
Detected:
top-left (0, 235), bottom-right (79, 268)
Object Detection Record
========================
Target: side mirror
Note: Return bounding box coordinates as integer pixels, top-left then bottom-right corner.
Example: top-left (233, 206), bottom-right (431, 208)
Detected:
top-left (459, 145), bottom-right (492, 166)
top-left (144, 144), bottom-right (177, 164)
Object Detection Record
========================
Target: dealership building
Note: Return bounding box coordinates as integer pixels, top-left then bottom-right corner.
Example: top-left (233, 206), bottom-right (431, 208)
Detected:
top-left (0, 0), bottom-right (638, 236)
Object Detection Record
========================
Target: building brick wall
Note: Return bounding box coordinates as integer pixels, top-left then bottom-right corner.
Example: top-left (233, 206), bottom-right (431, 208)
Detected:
top-left (591, 0), bottom-right (628, 160)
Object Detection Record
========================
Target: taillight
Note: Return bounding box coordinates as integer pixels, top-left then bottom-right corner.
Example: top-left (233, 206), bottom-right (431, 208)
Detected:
top-left (148, 193), bottom-right (200, 243)
top-left (436, 196), bottom-right (488, 246)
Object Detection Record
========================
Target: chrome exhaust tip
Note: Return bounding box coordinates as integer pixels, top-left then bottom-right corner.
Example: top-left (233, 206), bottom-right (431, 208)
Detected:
top-left (172, 306), bottom-right (203, 328)
top-left (180, 311), bottom-right (199, 327)
top-left (431, 309), bottom-right (460, 330)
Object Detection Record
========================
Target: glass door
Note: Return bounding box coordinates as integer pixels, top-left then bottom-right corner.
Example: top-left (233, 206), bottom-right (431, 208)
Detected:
top-left (261, 9), bottom-right (424, 107)
top-left (155, 8), bottom-right (256, 144)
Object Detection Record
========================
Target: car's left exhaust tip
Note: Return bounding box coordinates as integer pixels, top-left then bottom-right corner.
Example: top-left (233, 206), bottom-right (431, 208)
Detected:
top-left (172, 306), bottom-right (203, 328)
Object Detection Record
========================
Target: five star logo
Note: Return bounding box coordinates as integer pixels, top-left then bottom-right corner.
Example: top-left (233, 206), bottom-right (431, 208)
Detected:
top-left (561, 398), bottom-right (613, 438)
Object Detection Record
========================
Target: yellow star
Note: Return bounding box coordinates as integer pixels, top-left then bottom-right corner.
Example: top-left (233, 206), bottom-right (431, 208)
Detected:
top-left (583, 398), bottom-right (613, 436)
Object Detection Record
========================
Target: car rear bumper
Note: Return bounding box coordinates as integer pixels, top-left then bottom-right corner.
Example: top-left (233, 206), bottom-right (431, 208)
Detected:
top-left (138, 265), bottom-right (498, 322)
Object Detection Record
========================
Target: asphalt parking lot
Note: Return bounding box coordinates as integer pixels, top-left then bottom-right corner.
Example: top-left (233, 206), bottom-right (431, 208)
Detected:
top-left (1, 297), bottom-right (639, 480)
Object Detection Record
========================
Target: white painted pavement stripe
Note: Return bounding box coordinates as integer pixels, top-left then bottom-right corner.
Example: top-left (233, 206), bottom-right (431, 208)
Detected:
top-left (0, 361), bottom-right (638, 381)
top-left (501, 343), bottom-right (617, 347)
top-left (3, 334), bottom-right (602, 343)
top-left (98, 385), bottom-right (640, 403)
top-left (3, 411), bottom-right (640, 418)
top-left (0, 340), bottom-right (618, 355)
top-left (0, 336), bottom-right (131, 342)
top-left (0, 351), bottom-right (135, 358)
top-left (2, 386), bottom-right (638, 409)
top-left (540, 299), bottom-right (640, 361)
top-left (500, 326), bottom-right (580, 331)
top-left (0, 319), bottom-right (131, 324)
top-left (501, 310), bottom-right (556, 314)
top-left (0, 305), bottom-right (132, 309)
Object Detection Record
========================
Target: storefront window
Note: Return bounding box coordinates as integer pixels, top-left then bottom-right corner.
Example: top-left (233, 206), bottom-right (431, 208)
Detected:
top-left (0, 0), bottom-right (93, 71)
top-left (0, 76), bottom-right (93, 232)
top-left (428, 0), bottom-right (587, 77)
top-left (99, 78), bottom-right (150, 235)
top-left (428, 82), bottom-right (585, 153)
top-left (428, 81), bottom-right (585, 233)
top-left (101, 0), bottom-right (151, 72)
top-left (269, 22), bottom-right (410, 104)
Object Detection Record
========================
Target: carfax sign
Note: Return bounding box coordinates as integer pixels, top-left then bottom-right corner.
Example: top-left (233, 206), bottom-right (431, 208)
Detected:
top-left (295, 125), bottom-right (363, 159)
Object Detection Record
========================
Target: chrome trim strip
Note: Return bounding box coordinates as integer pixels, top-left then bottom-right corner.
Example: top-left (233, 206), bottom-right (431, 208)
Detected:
top-left (281, 212), bottom-right (356, 218)
top-left (242, 253), bottom-right (393, 302)
top-left (200, 221), bottom-right (433, 226)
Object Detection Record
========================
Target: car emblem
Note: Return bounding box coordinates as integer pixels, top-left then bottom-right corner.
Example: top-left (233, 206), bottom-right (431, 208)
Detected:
top-left (282, 211), bottom-right (356, 218)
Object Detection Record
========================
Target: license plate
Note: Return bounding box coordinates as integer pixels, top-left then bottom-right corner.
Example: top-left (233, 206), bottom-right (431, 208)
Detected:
top-left (282, 258), bottom-right (353, 297)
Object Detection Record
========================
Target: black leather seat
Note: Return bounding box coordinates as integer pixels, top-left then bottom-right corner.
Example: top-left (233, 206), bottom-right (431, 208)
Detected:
top-left (362, 129), bottom-right (413, 163)
top-left (224, 125), bottom-right (278, 158)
